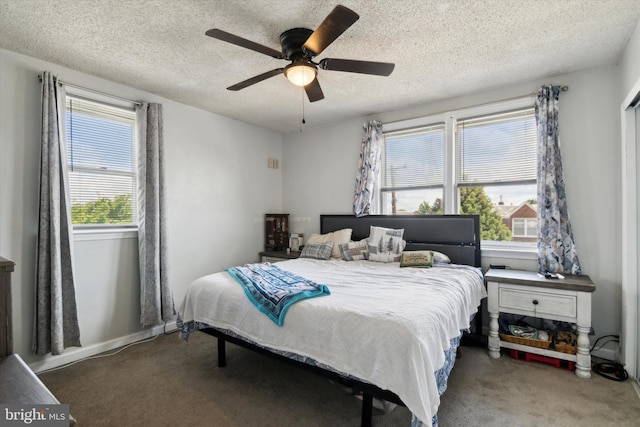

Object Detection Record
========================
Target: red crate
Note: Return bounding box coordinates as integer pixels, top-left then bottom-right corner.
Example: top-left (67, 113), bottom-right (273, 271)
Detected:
top-left (509, 349), bottom-right (575, 371)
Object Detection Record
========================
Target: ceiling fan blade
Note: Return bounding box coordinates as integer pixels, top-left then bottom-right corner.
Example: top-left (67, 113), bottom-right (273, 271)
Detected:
top-left (303, 5), bottom-right (359, 56)
top-left (319, 58), bottom-right (395, 76)
top-left (304, 78), bottom-right (324, 102)
top-left (227, 68), bottom-right (285, 91)
top-left (206, 29), bottom-right (285, 59)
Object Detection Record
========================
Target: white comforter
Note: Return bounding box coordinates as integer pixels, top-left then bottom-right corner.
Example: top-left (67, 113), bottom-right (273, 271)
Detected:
top-left (178, 258), bottom-right (486, 423)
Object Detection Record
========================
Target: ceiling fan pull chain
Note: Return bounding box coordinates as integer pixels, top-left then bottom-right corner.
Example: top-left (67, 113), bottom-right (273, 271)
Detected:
top-left (300, 87), bottom-right (306, 130)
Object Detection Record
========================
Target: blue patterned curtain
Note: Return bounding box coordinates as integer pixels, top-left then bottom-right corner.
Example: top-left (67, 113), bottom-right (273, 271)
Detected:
top-left (535, 85), bottom-right (581, 275)
top-left (353, 120), bottom-right (382, 217)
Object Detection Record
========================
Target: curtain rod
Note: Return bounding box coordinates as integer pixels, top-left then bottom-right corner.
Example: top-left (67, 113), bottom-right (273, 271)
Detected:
top-left (382, 85), bottom-right (569, 129)
top-left (38, 74), bottom-right (142, 106)
top-left (537, 85), bottom-right (569, 93)
top-left (487, 85), bottom-right (569, 105)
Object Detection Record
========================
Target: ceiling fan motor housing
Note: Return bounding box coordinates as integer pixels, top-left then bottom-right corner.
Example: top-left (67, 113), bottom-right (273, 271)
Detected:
top-left (280, 28), bottom-right (314, 60)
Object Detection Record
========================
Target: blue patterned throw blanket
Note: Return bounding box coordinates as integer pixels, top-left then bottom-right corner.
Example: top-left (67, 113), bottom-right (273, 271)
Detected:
top-left (226, 263), bottom-right (330, 326)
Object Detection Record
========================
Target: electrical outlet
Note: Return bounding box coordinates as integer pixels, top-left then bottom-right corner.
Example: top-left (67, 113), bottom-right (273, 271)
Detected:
top-left (267, 158), bottom-right (279, 169)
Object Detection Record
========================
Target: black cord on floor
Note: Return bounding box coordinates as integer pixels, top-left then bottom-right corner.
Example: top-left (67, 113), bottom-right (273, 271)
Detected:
top-left (593, 361), bottom-right (629, 381)
top-left (590, 334), bottom-right (629, 382)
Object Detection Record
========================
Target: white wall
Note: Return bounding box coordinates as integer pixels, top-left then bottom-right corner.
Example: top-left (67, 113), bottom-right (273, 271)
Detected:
top-left (282, 66), bottom-right (622, 345)
top-left (620, 19), bottom-right (640, 98)
top-left (618, 18), bottom-right (640, 377)
top-left (282, 118), bottom-right (364, 234)
top-left (0, 48), bottom-right (283, 368)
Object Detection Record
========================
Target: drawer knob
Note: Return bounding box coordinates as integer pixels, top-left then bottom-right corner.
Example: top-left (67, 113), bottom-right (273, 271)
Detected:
top-left (532, 299), bottom-right (539, 305)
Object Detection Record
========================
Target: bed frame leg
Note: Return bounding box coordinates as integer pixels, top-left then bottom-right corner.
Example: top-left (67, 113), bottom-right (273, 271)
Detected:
top-left (217, 338), bottom-right (226, 367)
top-left (361, 393), bottom-right (373, 427)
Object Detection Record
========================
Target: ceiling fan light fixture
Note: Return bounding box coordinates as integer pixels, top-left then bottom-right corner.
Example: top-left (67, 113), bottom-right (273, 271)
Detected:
top-left (284, 62), bottom-right (317, 87)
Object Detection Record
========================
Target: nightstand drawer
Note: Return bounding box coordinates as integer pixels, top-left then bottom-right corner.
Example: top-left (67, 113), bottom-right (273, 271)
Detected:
top-left (499, 287), bottom-right (577, 318)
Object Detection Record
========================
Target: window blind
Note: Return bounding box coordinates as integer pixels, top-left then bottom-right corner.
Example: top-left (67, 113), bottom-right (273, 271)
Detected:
top-left (381, 123), bottom-right (445, 191)
top-left (456, 108), bottom-right (536, 186)
top-left (66, 96), bottom-right (137, 226)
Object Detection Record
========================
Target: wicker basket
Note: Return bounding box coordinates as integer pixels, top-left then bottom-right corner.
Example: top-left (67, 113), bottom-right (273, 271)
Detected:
top-left (554, 332), bottom-right (577, 354)
top-left (554, 341), bottom-right (577, 354)
top-left (499, 332), bottom-right (552, 349)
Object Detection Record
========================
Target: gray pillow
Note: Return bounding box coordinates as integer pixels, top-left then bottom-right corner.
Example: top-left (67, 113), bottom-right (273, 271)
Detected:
top-left (300, 242), bottom-right (334, 260)
top-left (339, 240), bottom-right (369, 261)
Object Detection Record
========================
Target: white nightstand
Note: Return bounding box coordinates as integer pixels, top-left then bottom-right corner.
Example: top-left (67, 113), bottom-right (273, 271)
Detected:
top-left (259, 251), bottom-right (300, 263)
top-left (485, 268), bottom-right (595, 378)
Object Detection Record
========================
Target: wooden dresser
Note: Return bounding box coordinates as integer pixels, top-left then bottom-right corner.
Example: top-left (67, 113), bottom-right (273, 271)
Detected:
top-left (0, 256), bottom-right (16, 357)
top-left (0, 257), bottom-right (76, 425)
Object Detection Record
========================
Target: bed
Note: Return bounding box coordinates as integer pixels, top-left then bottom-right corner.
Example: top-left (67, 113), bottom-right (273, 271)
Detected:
top-left (178, 214), bottom-right (486, 426)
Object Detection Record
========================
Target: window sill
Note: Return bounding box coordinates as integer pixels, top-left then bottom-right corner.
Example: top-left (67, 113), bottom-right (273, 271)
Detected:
top-left (73, 227), bottom-right (138, 241)
top-left (481, 242), bottom-right (537, 260)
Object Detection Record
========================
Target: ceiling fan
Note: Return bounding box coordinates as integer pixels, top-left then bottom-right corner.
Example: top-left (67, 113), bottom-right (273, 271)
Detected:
top-left (205, 5), bottom-right (395, 102)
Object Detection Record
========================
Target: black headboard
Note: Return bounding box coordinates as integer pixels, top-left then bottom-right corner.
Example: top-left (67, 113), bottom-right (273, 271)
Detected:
top-left (320, 214), bottom-right (481, 267)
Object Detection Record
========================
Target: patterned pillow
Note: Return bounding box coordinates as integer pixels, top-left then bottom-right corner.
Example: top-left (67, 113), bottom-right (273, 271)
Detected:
top-left (367, 226), bottom-right (406, 263)
top-left (400, 250), bottom-right (434, 268)
top-left (339, 240), bottom-right (369, 261)
top-left (300, 242), bottom-right (334, 260)
top-left (306, 228), bottom-right (352, 258)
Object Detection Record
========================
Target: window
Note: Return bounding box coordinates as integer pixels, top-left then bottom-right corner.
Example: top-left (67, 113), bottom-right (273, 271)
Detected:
top-left (512, 218), bottom-right (537, 238)
top-left (380, 124), bottom-right (445, 214)
top-left (65, 95), bottom-right (137, 227)
top-left (379, 97), bottom-right (538, 244)
top-left (456, 107), bottom-right (537, 241)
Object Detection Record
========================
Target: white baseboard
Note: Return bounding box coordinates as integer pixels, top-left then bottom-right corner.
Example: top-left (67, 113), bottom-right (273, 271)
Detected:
top-left (29, 320), bottom-right (178, 374)
top-left (591, 346), bottom-right (618, 363)
top-left (632, 378), bottom-right (640, 401)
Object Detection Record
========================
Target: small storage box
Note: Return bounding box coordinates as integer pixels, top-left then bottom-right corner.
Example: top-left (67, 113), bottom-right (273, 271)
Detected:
top-left (510, 349), bottom-right (575, 371)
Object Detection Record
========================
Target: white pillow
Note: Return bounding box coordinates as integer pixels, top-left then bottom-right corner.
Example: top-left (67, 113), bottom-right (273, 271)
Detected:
top-left (432, 251), bottom-right (451, 263)
top-left (306, 228), bottom-right (352, 258)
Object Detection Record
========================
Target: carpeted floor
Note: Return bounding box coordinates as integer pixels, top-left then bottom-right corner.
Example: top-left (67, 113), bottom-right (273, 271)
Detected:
top-left (38, 331), bottom-right (640, 426)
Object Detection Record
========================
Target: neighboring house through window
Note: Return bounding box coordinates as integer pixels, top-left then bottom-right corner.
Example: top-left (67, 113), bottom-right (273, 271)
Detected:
top-left (494, 199), bottom-right (538, 242)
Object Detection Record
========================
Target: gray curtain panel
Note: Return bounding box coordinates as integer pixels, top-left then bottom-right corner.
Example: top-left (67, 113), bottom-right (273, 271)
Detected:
top-left (137, 103), bottom-right (174, 327)
top-left (34, 71), bottom-right (81, 355)
top-left (535, 85), bottom-right (582, 275)
top-left (353, 120), bottom-right (383, 217)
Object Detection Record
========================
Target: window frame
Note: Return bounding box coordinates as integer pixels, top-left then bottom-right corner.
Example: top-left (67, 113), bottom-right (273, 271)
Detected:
top-left (379, 96), bottom-right (537, 252)
top-left (512, 218), bottom-right (537, 238)
top-left (63, 86), bottom-right (139, 234)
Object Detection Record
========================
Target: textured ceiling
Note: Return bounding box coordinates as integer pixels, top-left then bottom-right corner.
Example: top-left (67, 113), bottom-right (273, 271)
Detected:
top-left (1, 0), bottom-right (639, 134)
